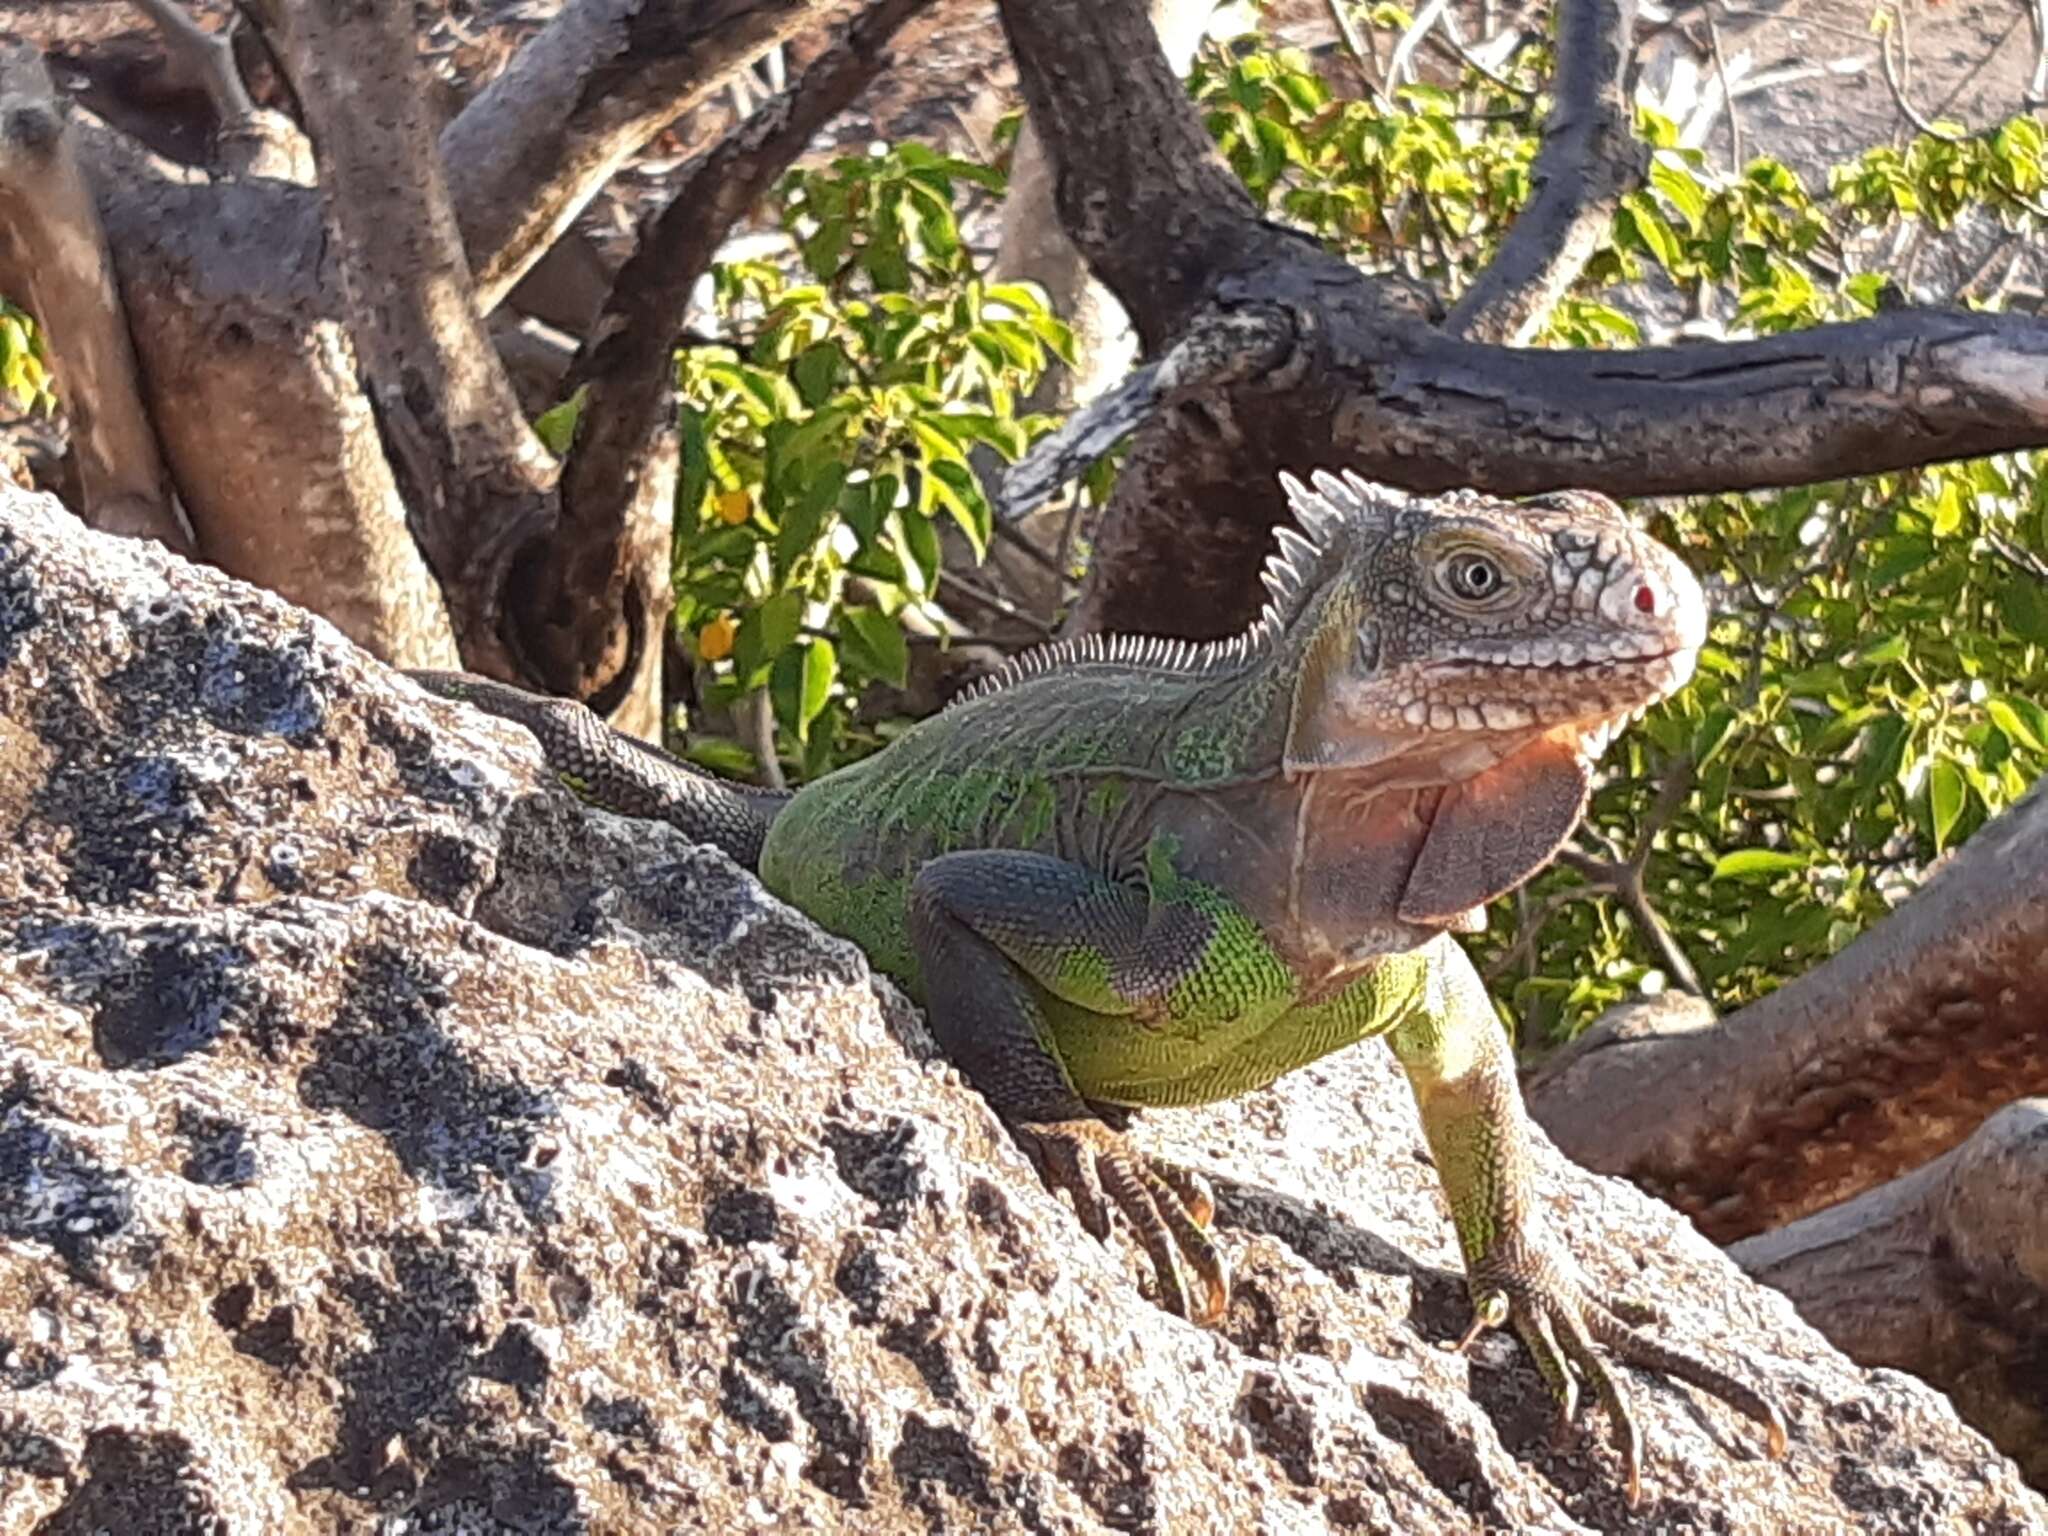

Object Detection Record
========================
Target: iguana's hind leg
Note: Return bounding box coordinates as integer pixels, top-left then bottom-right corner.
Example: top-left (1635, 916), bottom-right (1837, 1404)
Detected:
top-left (907, 850), bottom-right (1236, 1323)
top-left (407, 670), bottom-right (790, 868)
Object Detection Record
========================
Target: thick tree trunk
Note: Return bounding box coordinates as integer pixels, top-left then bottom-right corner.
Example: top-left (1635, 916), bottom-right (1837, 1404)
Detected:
top-left (1526, 776), bottom-right (2048, 1243)
top-left (1730, 1099), bottom-right (2048, 1485)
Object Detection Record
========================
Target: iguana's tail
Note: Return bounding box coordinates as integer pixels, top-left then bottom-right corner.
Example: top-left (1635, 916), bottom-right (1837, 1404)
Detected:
top-left (407, 670), bottom-right (792, 869)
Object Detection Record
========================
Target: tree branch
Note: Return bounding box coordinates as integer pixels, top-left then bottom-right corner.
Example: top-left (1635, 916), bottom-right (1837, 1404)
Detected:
top-left (1526, 774), bottom-right (2048, 1243)
top-left (442, 0), bottom-right (844, 314)
top-left (1445, 0), bottom-right (1640, 343)
top-left (1729, 1100), bottom-right (2048, 1484)
top-left (0, 45), bottom-right (191, 552)
top-left (246, 0), bottom-right (556, 678)
top-left (1334, 308), bottom-right (2048, 496)
top-left (76, 117), bottom-right (461, 670)
top-left (992, 0), bottom-right (1279, 349)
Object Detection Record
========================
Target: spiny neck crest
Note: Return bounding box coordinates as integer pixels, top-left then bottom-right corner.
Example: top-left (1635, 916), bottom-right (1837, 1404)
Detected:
top-left (946, 468), bottom-right (1398, 710)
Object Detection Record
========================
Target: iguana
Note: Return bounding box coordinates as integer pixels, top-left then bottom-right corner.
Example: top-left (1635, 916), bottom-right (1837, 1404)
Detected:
top-left (411, 469), bottom-right (1784, 1505)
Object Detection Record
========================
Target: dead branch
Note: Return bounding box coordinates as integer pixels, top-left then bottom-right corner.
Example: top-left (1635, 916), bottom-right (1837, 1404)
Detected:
top-left (1730, 1099), bottom-right (2048, 1485)
top-left (441, 0), bottom-right (845, 313)
top-left (0, 45), bottom-right (190, 553)
top-left (1446, 0), bottom-right (1637, 343)
top-left (1526, 775), bottom-right (2048, 1243)
top-left (994, 0), bottom-right (1274, 350)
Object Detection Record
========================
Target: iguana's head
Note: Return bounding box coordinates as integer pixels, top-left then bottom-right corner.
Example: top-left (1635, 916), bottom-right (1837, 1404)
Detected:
top-left (1273, 469), bottom-right (1707, 921)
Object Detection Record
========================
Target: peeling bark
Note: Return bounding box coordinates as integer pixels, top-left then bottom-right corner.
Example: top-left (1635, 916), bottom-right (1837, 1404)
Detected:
top-left (0, 46), bottom-right (188, 552)
top-left (1731, 1100), bottom-right (2048, 1484)
top-left (1525, 778), bottom-right (2048, 1243)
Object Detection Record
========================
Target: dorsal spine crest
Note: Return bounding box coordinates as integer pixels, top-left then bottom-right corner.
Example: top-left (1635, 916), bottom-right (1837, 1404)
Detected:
top-left (948, 468), bottom-right (1398, 710)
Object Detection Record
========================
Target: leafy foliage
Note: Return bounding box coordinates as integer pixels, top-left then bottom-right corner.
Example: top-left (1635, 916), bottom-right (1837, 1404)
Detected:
top-left (1192, 17), bottom-right (2048, 1038)
top-left (0, 299), bottom-right (56, 415)
top-left (669, 144), bottom-right (1071, 779)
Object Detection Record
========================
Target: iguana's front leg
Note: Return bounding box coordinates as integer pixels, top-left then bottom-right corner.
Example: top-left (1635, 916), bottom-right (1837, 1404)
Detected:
top-left (908, 850), bottom-right (1268, 1323)
top-left (1389, 939), bottom-right (1786, 1505)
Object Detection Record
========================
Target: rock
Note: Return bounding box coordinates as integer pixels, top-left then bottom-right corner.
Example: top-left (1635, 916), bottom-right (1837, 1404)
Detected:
top-left (0, 482), bottom-right (2041, 1534)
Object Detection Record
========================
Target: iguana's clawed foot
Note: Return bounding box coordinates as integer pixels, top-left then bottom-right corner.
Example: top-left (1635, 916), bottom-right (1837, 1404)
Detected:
top-left (1460, 1240), bottom-right (1787, 1508)
top-left (1017, 1117), bottom-right (1228, 1325)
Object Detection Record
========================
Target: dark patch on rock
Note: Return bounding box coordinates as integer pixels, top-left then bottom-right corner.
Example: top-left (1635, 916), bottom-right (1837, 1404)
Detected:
top-left (718, 1361), bottom-right (793, 1441)
top-left (364, 702), bottom-right (501, 813)
top-left (174, 1106), bottom-right (258, 1187)
top-left (0, 528), bottom-right (42, 668)
top-left (602, 1057), bottom-right (672, 1120)
top-left (833, 1240), bottom-right (887, 1327)
top-left (725, 1269), bottom-right (870, 1504)
top-left (292, 1242), bottom-right (583, 1530)
top-left (0, 1070), bottom-right (137, 1277)
top-left (891, 1414), bottom-right (999, 1524)
top-left (583, 1395), bottom-right (659, 1449)
top-left (824, 1117), bottom-right (925, 1230)
top-left (1237, 1369), bottom-right (1318, 1486)
top-left (964, 1177), bottom-right (1024, 1261)
top-left (191, 616), bottom-right (325, 739)
top-left (0, 1334), bottom-right (63, 1390)
top-left (300, 941), bottom-right (555, 1223)
top-left (1363, 1384), bottom-right (1503, 1526)
top-left (1054, 1426), bottom-right (1156, 1533)
top-left (54, 929), bottom-right (264, 1070)
top-left (0, 1422), bottom-right (70, 1482)
top-left (480, 1320), bottom-right (553, 1404)
top-left (48, 738), bottom-right (209, 907)
top-left (33, 1428), bottom-right (220, 1536)
top-left (405, 830), bottom-right (494, 910)
top-left (704, 1184), bottom-right (779, 1247)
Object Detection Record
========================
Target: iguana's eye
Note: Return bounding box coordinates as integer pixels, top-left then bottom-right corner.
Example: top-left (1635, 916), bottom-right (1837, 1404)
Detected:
top-left (1441, 551), bottom-right (1509, 603)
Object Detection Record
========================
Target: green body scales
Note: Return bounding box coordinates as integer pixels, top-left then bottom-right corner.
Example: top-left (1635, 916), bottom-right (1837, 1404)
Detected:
top-left (758, 654), bottom-right (1432, 1111)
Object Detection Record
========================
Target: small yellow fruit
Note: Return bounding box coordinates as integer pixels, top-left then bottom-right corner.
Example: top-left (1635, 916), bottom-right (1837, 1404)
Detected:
top-left (715, 489), bottom-right (752, 525)
top-left (698, 614), bottom-right (737, 661)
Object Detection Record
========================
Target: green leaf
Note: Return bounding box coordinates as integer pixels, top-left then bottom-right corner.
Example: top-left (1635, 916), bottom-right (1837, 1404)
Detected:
top-left (792, 343), bottom-right (846, 409)
top-left (798, 638), bottom-right (837, 739)
top-left (1989, 694), bottom-right (2048, 753)
top-left (1650, 154), bottom-right (1709, 231)
top-left (1928, 756), bottom-right (1966, 851)
top-left (1710, 848), bottom-right (1813, 880)
top-left (531, 386), bottom-right (585, 456)
top-left (734, 589), bottom-right (804, 685)
top-left (841, 606), bottom-right (910, 688)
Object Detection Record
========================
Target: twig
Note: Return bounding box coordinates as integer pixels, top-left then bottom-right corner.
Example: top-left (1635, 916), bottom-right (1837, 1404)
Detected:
top-left (1386, 0), bottom-right (1452, 88)
top-left (134, 0), bottom-right (254, 118)
top-left (934, 568), bottom-right (1059, 638)
top-left (1324, 0), bottom-right (1387, 101)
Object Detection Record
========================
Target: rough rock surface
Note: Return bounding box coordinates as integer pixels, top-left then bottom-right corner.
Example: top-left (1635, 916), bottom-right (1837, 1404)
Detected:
top-left (0, 486), bottom-right (2041, 1534)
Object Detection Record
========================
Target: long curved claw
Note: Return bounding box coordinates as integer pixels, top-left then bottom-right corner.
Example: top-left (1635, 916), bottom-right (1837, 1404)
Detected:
top-left (1017, 1118), bottom-right (1229, 1325)
top-left (1464, 1241), bottom-right (1785, 1508)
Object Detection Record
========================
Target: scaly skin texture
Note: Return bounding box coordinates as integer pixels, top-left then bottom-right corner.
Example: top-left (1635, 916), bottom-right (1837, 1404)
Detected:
top-left (409, 470), bottom-right (1785, 1506)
